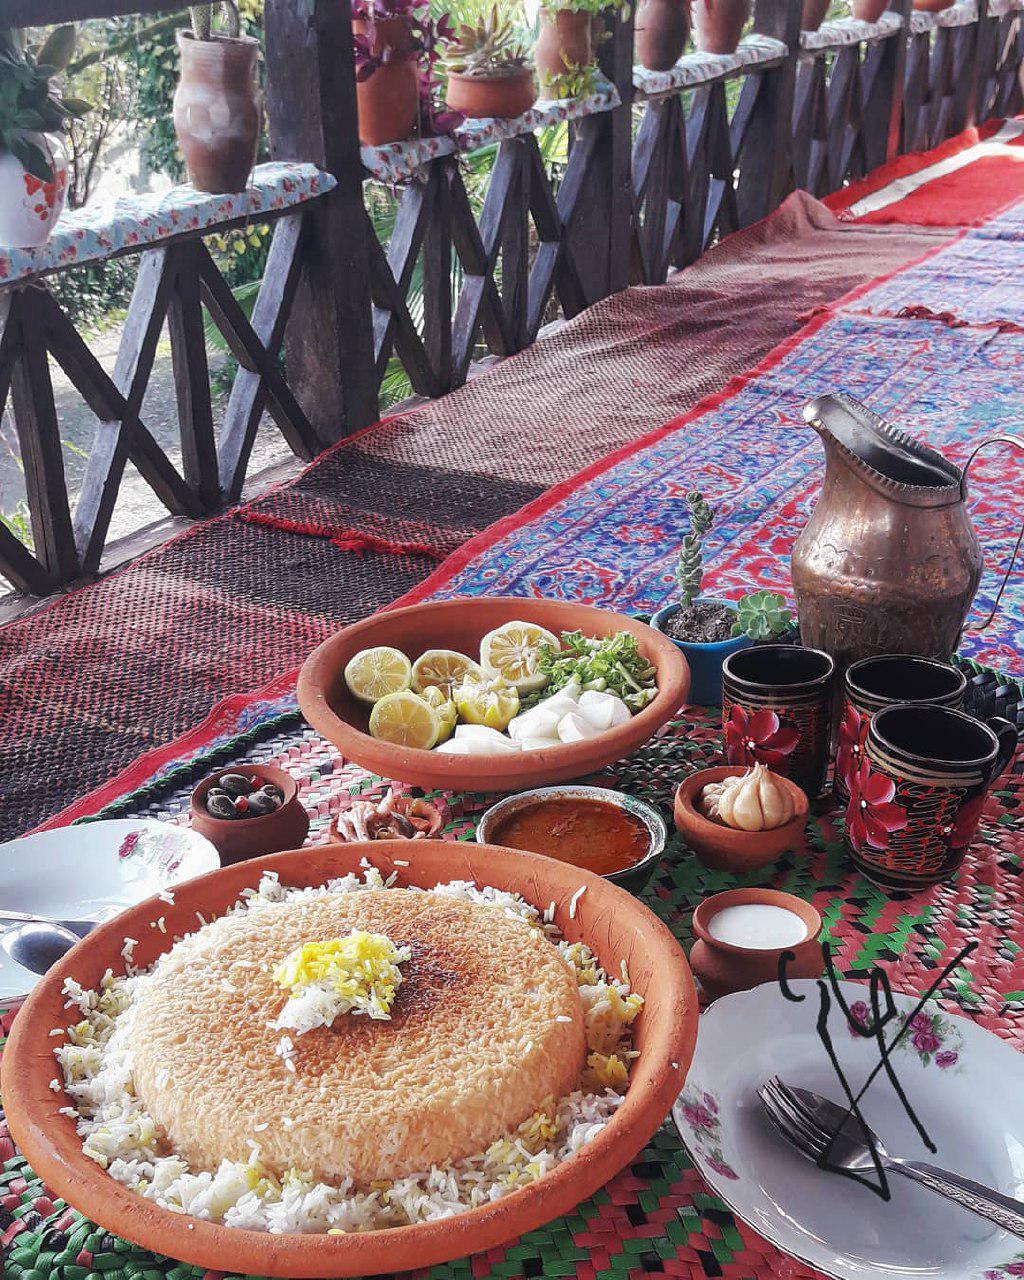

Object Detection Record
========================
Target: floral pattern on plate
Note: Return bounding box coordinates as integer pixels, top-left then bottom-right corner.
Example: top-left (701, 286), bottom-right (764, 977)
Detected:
top-left (846, 1000), bottom-right (965, 1071)
top-left (982, 1255), bottom-right (1024, 1279)
top-left (676, 1085), bottom-right (738, 1180)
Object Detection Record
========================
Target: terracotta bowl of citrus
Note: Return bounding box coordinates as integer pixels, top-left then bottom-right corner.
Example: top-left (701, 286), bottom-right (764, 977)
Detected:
top-left (297, 597), bottom-right (690, 792)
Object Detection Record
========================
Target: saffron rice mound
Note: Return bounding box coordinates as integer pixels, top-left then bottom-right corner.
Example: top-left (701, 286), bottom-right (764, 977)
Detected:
top-left (55, 869), bottom-right (643, 1234)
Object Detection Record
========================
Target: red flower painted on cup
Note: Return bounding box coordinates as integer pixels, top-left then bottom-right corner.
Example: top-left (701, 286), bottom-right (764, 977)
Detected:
top-left (724, 705), bottom-right (800, 770)
top-left (845, 759), bottom-right (909, 851)
top-left (836, 702), bottom-right (869, 791)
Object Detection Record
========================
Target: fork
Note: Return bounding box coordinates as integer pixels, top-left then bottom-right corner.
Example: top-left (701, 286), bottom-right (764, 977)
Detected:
top-left (759, 1076), bottom-right (1024, 1238)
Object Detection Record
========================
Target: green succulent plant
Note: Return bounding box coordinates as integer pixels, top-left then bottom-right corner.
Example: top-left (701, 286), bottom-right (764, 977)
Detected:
top-left (0, 27), bottom-right (91, 182)
top-left (189, 1), bottom-right (242, 40)
top-left (445, 4), bottom-right (532, 76)
top-left (731, 590), bottom-right (794, 640)
top-left (538, 58), bottom-right (599, 98)
top-left (676, 489), bottom-right (715, 608)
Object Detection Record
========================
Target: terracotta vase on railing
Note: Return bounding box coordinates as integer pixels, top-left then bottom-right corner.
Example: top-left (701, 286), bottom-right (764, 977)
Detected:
top-left (173, 30), bottom-right (262, 194)
top-left (536, 8), bottom-right (595, 91)
top-left (635, 0), bottom-right (691, 70)
top-left (912, 0), bottom-right (954, 12)
top-left (852, 0), bottom-right (890, 20)
top-left (801, 0), bottom-right (830, 28)
top-left (353, 16), bottom-right (421, 146)
top-left (692, 0), bottom-right (751, 54)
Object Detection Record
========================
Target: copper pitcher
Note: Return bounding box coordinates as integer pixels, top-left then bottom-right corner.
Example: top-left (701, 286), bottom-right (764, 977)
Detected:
top-left (792, 394), bottom-right (1024, 671)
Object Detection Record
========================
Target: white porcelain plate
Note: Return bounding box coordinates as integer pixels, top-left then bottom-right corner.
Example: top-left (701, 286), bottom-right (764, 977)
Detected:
top-left (674, 980), bottom-right (1024, 1280)
top-left (0, 820), bottom-right (219, 1002)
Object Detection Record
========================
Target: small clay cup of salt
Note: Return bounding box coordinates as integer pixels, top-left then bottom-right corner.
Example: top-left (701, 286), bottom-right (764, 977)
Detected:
top-left (689, 888), bottom-right (824, 1002)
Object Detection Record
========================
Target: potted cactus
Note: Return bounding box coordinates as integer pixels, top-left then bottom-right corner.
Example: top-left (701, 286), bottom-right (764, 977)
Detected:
top-left (173, 3), bottom-right (262, 194)
top-left (445, 5), bottom-right (537, 119)
top-left (0, 27), bottom-right (89, 249)
top-left (650, 491), bottom-right (794, 705)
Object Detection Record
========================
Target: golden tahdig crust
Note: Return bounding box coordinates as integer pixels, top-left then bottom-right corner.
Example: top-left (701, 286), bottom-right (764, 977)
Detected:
top-left (128, 890), bottom-right (587, 1183)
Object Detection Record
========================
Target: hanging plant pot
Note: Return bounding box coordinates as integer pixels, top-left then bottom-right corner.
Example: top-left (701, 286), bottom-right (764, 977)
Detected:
top-left (445, 67), bottom-right (538, 119)
top-left (635, 0), bottom-right (691, 71)
top-left (353, 16), bottom-right (422, 146)
top-left (851, 0), bottom-right (889, 19)
top-left (691, 0), bottom-right (751, 53)
top-left (0, 133), bottom-right (69, 249)
top-left (173, 30), bottom-right (262, 194)
top-left (801, 0), bottom-right (830, 28)
top-left (535, 9), bottom-right (596, 91)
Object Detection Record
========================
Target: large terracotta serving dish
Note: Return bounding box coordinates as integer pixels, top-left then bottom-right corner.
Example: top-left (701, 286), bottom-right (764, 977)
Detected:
top-left (297, 597), bottom-right (691, 791)
top-left (4, 840), bottom-right (698, 1278)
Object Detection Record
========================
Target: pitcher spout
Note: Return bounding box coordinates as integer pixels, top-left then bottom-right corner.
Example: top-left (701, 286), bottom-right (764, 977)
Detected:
top-left (803, 393), bottom-right (962, 507)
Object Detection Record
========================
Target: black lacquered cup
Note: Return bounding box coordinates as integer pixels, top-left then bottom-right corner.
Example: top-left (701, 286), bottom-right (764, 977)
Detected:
top-left (845, 703), bottom-right (1017, 890)
top-left (835, 655), bottom-right (968, 806)
top-left (721, 645), bottom-right (836, 796)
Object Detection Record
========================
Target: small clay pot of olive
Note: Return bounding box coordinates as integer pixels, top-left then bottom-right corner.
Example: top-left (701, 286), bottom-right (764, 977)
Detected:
top-left (190, 765), bottom-right (309, 864)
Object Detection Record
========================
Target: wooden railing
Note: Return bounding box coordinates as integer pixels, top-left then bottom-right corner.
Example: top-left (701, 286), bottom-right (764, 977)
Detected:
top-left (1, 0), bottom-right (1021, 597)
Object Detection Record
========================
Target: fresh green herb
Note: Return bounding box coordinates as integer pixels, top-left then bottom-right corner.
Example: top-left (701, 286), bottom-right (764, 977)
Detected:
top-left (523, 629), bottom-right (658, 712)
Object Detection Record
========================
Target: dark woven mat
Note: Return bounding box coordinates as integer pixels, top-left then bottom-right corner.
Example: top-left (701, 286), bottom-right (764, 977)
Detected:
top-left (2, 687), bottom-right (1022, 1280)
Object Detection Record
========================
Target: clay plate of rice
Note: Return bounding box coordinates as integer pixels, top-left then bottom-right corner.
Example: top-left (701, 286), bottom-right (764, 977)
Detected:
top-left (3, 840), bottom-right (697, 1278)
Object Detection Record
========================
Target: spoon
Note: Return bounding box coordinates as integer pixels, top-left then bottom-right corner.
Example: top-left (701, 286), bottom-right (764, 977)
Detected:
top-left (0, 908), bottom-right (97, 937)
top-left (1, 921), bottom-right (82, 976)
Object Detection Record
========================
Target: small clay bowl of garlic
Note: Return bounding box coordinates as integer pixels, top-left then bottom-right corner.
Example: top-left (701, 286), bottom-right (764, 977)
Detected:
top-left (673, 764), bottom-right (809, 872)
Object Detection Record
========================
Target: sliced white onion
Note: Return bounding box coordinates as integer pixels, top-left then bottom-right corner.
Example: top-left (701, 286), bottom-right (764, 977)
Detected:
top-left (508, 707), bottom-right (561, 742)
top-left (518, 735), bottom-right (562, 752)
top-left (557, 711), bottom-right (601, 743)
top-left (577, 689), bottom-right (631, 731)
top-left (452, 725), bottom-right (522, 752)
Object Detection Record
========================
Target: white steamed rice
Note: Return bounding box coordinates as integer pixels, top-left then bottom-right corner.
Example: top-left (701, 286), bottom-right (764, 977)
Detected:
top-left (53, 867), bottom-right (642, 1234)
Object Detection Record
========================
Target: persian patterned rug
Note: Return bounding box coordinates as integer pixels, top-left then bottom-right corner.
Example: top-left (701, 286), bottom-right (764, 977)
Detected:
top-left (0, 194), bottom-right (945, 840)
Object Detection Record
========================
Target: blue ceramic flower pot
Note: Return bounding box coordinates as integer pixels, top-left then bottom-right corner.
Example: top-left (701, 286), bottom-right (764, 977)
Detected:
top-left (649, 598), bottom-right (753, 707)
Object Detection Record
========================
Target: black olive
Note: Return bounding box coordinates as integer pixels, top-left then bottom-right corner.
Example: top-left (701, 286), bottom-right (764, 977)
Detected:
top-left (219, 773), bottom-right (254, 797)
top-left (206, 792), bottom-right (240, 819)
top-left (260, 783), bottom-right (284, 803)
top-left (247, 790), bottom-right (280, 816)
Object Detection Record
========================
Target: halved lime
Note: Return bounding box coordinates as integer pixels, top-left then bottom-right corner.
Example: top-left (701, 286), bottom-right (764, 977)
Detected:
top-left (420, 685), bottom-right (457, 743)
top-left (480, 621), bottom-right (560, 693)
top-left (411, 649), bottom-right (483, 698)
top-left (368, 691), bottom-right (440, 750)
top-left (344, 646), bottom-right (412, 705)
top-left (455, 675), bottom-right (520, 732)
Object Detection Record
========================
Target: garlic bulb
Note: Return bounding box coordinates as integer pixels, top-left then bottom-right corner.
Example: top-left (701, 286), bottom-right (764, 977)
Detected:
top-left (699, 764), bottom-right (795, 831)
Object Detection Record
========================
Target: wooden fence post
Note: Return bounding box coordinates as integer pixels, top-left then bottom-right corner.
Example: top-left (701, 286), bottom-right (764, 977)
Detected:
top-left (264, 0), bottom-right (378, 444)
top-left (565, 4), bottom-right (636, 302)
top-left (736, 0), bottom-right (802, 227)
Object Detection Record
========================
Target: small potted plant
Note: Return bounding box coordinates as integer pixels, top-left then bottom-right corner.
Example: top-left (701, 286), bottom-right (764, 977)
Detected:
top-left (0, 27), bottom-right (89, 249)
top-left (173, 3), bottom-right (262, 194)
top-left (691, 0), bottom-right (751, 54)
top-left (445, 5), bottom-right (537, 120)
top-left (534, 0), bottom-right (603, 98)
top-left (635, 0), bottom-right (690, 72)
top-left (650, 491), bottom-right (794, 705)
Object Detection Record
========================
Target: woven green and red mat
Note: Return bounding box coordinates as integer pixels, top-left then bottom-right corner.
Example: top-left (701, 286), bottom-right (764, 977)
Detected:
top-left (3, 691), bottom-right (1023, 1280)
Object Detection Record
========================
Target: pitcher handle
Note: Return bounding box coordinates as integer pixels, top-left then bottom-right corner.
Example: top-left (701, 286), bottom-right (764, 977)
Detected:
top-left (960, 435), bottom-right (1024, 632)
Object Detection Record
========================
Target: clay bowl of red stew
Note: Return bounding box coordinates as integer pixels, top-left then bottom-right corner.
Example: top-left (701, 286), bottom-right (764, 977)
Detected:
top-left (477, 786), bottom-right (668, 896)
top-left (297, 597), bottom-right (690, 794)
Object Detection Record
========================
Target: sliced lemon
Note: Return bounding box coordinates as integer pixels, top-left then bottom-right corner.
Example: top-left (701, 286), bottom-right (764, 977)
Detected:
top-left (344, 646), bottom-right (412, 705)
top-left (455, 675), bottom-right (520, 732)
top-left (410, 649), bottom-right (483, 698)
top-left (480, 621), bottom-right (560, 693)
top-left (420, 685), bottom-right (457, 743)
top-left (368, 691), bottom-right (440, 750)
